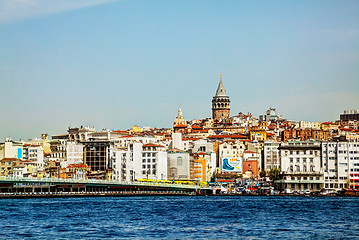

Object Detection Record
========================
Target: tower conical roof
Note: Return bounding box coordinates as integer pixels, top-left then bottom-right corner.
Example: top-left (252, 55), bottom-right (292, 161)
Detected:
top-left (215, 74), bottom-right (228, 97)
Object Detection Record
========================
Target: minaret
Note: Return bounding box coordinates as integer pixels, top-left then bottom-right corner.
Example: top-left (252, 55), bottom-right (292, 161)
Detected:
top-left (212, 73), bottom-right (230, 121)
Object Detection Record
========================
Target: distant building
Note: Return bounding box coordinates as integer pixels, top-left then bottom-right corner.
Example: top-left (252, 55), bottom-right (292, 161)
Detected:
top-left (297, 121), bottom-right (321, 130)
top-left (281, 129), bottom-right (329, 142)
top-left (340, 110), bottom-right (359, 121)
top-left (212, 74), bottom-right (230, 121)
top-left (259, 107), bottom-right (282, 122)
top-left (0, 140), bottom-right (23, 160)
top-left (174, 107), bottom-right (185, 126)
top-left (68, 126), bottom-right (96, 142)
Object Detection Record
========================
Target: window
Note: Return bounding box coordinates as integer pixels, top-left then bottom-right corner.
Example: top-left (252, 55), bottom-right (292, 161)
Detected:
top-left (177, 157), bottom-right (183, 166)
top-left (290, 158), bottom-right (293, 163)
top-left (296, 158), bottom-right (300, 163)
top-left (152, 159), bottom-right (156, 163)
top-left (152, 164), bottom-right (156, 169)
top-left (296, 166), bottom-right (300, 172)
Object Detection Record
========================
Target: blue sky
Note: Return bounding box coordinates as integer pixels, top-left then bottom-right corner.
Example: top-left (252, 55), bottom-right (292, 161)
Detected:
top-left (0, 0), bottom-right (358, 140)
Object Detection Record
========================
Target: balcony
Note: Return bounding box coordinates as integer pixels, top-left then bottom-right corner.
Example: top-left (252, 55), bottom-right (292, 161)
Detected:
top-left (282, 171), bottom-right (323, 176)
top-left (275, 179), bottom-right (324, 184)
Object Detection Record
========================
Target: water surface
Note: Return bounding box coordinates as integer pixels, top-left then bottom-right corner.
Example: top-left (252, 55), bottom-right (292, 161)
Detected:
top-left (1, 196), bottom-right (358, 239)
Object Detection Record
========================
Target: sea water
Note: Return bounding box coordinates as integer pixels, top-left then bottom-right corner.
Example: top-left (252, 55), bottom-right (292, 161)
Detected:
top-left (0, 196), bottom-right (358, 239)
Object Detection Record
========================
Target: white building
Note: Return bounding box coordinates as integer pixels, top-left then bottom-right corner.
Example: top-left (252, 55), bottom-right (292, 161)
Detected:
top-left (167, 151), bottom-right (191, 180)
top-left (66, 142), bottom-right (84, 166)
top-left (0, 140), bottom-right (23, 160)
top-left (277, 141), bottom-right (324, 193)
top-left (219, 141), bottom-right (245, 160)
top-left (297, 121), bottom-right (321, 130)
top-left (125, 142), bottom-right (168, 181)
top-left (13, 165), bottom-right (27, 178)
top-left (259, 107), bottom-right (282, 122)
top-left (28, 145), bottom-right (44, 171)
top-left (263, 141), bottom-right (280, 171)
top-left (321, 141), bottom-right (359, 191)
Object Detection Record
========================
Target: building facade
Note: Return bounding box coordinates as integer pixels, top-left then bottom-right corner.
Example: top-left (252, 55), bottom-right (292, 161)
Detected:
top-left (276, 141), bottom-right (324, 193)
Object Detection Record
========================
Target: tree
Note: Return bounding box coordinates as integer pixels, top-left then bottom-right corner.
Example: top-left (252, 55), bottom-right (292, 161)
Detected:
top-left (268, 168), bottom-right (280, 181)
top-left (259, 170), bottom-right (266, 178)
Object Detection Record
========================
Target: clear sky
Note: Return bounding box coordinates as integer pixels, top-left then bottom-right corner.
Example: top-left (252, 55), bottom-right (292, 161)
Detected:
top-left (0, 0), bottom-right (358, 140)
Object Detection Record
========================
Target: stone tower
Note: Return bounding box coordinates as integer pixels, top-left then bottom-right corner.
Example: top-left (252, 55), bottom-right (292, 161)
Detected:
top-left (212, 74), bottom-right (230, 121)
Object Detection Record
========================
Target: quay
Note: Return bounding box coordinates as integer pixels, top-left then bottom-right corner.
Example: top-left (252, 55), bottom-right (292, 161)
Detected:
top-left (0, 176), bottom-right (212, 198)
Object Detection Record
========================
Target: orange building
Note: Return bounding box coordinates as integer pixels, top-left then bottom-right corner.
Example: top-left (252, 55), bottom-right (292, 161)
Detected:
top-left (193, 152), bottom-right (212, 182)
top-left (281, 129), bottom-right (329, 142)
top-left (242, 160), bottom-right (259, 179)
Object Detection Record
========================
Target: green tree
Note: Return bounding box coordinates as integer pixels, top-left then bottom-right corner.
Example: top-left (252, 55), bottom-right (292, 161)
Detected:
top-left (259, 170), bottom-right (266, 178)
top-left (268, 168), bottom-right (280, 181)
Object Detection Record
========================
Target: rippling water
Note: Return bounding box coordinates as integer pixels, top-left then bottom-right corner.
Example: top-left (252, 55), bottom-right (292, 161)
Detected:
top-left (0, 196), bottom-right (358, 239)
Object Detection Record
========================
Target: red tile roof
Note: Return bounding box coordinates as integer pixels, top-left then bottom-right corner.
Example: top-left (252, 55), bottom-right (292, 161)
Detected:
top-left (67, 164), bottom-right (89, 168)
top-left (174, 124), bottom-right (187, 128)
top-left (142, 143), bottom-right (164, 148)
top-left (197, 152), bottom-right (209, 155)
top-left (120, 135), bottom-right (133, 138)
top-left (1, 158), bottom-right (19, 161)
top-left (182, 137), bottom-right (201, 141)
top-left (208, 134), bottom-right (247, 139)
top-left (244, 150), bottom-right (256, 154)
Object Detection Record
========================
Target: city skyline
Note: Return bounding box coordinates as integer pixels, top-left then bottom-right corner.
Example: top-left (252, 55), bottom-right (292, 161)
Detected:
top-left (1, 0), bottom-right (358, 140)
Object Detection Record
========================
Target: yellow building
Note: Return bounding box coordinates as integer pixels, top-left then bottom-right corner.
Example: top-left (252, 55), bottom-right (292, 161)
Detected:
top-left (321, 122), bottom-right (339, 131)
top-left (249, 130), bottom-right (267, 141)
top-left (132, 125), bottom-right (142, 133)
top-left (23, 161), bottom-right (38, 177)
